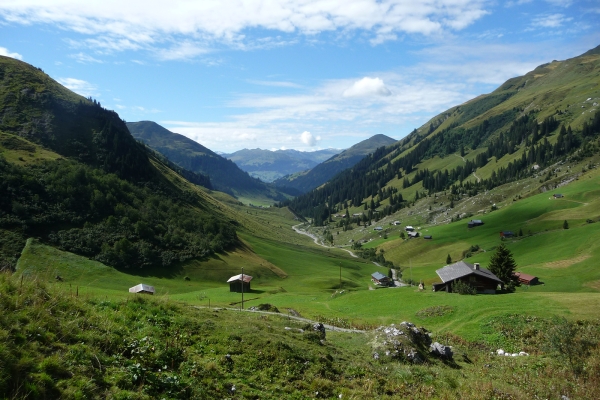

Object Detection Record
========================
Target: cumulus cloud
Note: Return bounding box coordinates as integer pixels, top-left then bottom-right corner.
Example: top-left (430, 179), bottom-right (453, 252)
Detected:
top-left (0, 0), bottom-right (490, 57)
top-left (0, 46), bottom-right (23, 60)
top-left (300, 131), bottom-right (320, 146)
top-left (343, 77), bottom-right (392, 97)
top-left (57, 77), bottom-right (97, 97)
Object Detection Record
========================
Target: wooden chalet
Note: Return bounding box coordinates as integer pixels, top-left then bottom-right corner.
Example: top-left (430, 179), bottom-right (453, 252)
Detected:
top-left (468, 219), bottom-right (484, 228)
top-left (500, 231), bottom-right (514, 238)
top-left (515, 272), bottom-right (539, 285)
top-left (433, 261), bottom-right (501, 294)
top-left (373, 226), bottom-right (383, 231)
top-left (408, 231), bottom-right (420, 238)
top-left (423, 235), bottom-right (432, 240)
top-left (371, 272), bottom-right (390, 286)
top-left (553, 193), bottom-right (564, 198)
top-left (405, 225), bottom-right (415, 231)
top-left (227, 274), bottom-right (253, 292)
top-left (129, 283), bottom-right (155, 295)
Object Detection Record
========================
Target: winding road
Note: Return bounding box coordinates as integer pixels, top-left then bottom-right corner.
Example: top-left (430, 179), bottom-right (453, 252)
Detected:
top-left (292, 224), bottom-right (358, 258)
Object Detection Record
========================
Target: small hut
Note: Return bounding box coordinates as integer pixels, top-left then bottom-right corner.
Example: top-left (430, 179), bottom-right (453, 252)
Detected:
top-left (371, 272), bottom-right (390, 286)
top-left (129, 283), bottom-right (155, 295)
top-left (227, 274), bottom-right (253, 292)
top-left (515, 272), bottom-right (539, 285)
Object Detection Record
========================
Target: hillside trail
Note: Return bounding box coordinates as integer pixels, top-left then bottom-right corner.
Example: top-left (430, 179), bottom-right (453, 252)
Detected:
top-left (292, 223), bottom-right (358, 258)
top-left (454, 154), bottom-right (466, 162)
top-left (472, 171), bottom-right (481, 183)
top-left (192, 305), bottom-right (366, 333)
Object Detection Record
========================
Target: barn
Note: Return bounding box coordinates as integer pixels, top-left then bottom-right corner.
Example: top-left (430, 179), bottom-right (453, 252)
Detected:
top-left (129, 283), bottom-right (155, 295)
top-left (433, 261), bottom-right (501, 294)
top-left (515, 272), bottom-right (539, 285)
top-left (227, 274), bottom-right (253, 292)
top-left (468, 220), bottom-right (484, 228)
top-left (371, 272), bottom-right (390, 286)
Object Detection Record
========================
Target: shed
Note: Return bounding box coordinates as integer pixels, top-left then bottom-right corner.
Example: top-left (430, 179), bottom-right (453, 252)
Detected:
top-left (500, 231), bottom-right (514, 238)
top-left (371, 272), bottom-right (390, 286)
top-left (423, 235), bottom-right (432, 240)
top-left (374, 226), bottom-right (383, 231)
top-left (227, 274), bottom-right (253, 292)
top-left (433, 261), bottom-right (501, 294)
top-left (515, 272), bottom-right (539, 285)
top-left (393, 221), bottom-right (401, 225)
top-left (129, 283), bottom-right (155, 295)
top-left (468, 219), bottom-right (484, 228)
top-left (553, 194), bottom-right (564, 198)
top-left (405, 225), bottom-right (414, 231)
top-left (408, 231), bottom-right (420, 238)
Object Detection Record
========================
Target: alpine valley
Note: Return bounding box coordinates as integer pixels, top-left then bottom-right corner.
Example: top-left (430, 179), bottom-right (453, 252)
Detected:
top-left (1, 44), bottom-right (600, 399)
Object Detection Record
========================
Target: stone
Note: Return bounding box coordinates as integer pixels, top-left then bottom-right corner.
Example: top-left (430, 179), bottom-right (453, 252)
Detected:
top-left (496, 349), bottom-right (505, 356)
top-left (313, 323), bottom-right (326, 339)
top-left (429, 342), bottom-right (453, 359)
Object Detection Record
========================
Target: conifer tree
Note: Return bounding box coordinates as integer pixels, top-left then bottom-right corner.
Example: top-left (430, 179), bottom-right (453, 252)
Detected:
top-left (488, 244), bottom-right (520, 291)
top-left (446, 254), bottom-right (452, 264)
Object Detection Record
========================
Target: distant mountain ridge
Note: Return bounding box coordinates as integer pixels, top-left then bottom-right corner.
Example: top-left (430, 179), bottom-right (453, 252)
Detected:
top-left (127, 121), bottom-right (286, 200)
top-left (224, 148), bottom-right (340, 182)
top-left (274, 134), bottom-right (397, 193)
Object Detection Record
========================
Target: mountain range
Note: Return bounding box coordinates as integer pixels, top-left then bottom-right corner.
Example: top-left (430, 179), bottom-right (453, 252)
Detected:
top-left (273, 133), bottom-right (397, 193)
top-left (222, 148), bottom-right (340, 182)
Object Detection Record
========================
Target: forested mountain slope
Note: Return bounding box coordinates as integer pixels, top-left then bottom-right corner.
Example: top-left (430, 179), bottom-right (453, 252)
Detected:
top-left (274, 134), bottom-right (397, 193)
top-left (283, 45), bottom-right (600, 223)
top-left (0, 56), bottom-right (237, 270)
top-left (127, 121), bottom-right (286, 201)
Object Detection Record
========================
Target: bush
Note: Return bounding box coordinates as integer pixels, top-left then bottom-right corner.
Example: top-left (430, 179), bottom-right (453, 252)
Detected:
top-left (452, 280), bottom-right (476, 295)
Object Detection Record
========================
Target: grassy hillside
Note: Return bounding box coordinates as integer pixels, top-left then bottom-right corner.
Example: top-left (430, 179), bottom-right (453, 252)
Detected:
top-left (127, 121), bottom-right (288, 203)
top-left (283, 46), bottom-right (600, 225)
top-left (3, 268), bottom-right (600, 399)
top-left (274, 134), bottom-right (397, 193)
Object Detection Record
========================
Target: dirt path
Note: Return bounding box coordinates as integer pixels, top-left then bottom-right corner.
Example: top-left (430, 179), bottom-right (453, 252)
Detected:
top-left (454, 154), bottom-right (466, 162)
top-left (472, 171), bottom-right (481, 183)
top-left (193, 306), bottom-right (366, 333)
top-left (292, 224), bottom-right (358, 258)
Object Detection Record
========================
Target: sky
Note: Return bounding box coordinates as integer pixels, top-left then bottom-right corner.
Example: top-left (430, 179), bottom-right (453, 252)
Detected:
top-left (1, 1), bottom-right (599, 153)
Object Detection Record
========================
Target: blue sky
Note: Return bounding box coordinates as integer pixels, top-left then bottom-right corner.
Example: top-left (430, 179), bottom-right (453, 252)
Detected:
top-left (1, 1), bottom-right (599, 153)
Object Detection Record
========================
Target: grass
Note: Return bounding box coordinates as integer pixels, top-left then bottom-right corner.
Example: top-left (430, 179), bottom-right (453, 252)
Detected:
top-left (2, 272), bottom-right (600, 399)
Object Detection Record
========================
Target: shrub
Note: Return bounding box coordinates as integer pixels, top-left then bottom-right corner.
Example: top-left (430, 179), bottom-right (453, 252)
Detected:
top-left (452, 280), bottom-right (476, 295)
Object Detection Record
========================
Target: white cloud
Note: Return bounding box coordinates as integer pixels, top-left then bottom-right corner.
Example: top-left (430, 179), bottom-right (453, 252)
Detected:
top-left (248, 79), bottom-right (302, 88)
top-left (530, 13), bottom-right (572, 29)
top-left (57, 77), bottom-right (97, 97)
top-left (0, 1), bottom-right (490, 58)
top-left (0, 46), bottom-right (23, 59)
top-left (70, 52), bottom-right (102, 63)
top-left (300, 131), bottom-right (319, 146)
top-left (343, 77), bottom-right (392, 97)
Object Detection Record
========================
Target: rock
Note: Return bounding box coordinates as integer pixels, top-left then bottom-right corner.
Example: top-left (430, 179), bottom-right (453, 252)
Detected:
top-left (496, 349), bottom-right (505, 356)
top-left (373, 352), bottom-right (380, 360)
top-left (519, 351), bottom-right (529, 356)
top-left (429, 342), bottom-right (453, 360)
top-left (406, 349), bottom-right (424, 364)
top-left (511, 353), bottom-right (518, 357)
top-left (313, 323), bottom-right (326, 339)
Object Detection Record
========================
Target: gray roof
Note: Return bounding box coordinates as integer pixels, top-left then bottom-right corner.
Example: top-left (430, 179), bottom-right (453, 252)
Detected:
top-left (371, 272), bottom-right (388, 281)
top-left (435, 261), bottom-right (502, 283)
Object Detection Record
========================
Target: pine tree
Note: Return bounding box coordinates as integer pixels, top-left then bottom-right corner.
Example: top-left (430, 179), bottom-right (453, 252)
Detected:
top-left (446, 254), bottom-right (452, 264)
top-left (563, 220), bottom-right (569, 229)
top-left (488, 244), bottom-right (520, 291)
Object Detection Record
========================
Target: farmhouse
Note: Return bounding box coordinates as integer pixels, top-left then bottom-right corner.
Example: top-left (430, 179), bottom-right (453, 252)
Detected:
top-left (227, 274), bottom-right (253, 292)
top-left (500, 231), bottom-right (514, 238)
top-left (408, 231), bottom-right (420, 238)
top-left (468, 220), bottom-right (484, 228)
top-left (371, 272), bottom-right (390, 286)
top-left (515, 272), bottom-right (539, 285)
top-left (129, 283), bottom-right (155, 295)
top-left (405, 225), bottom-right (414, 231)
top-left (432, 261), bottom-right (501, 294)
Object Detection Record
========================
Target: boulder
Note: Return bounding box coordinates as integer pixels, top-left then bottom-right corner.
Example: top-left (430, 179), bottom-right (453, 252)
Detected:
top-left (429, 342), bottom-right (453, 360)
top-left (313, 323), bottom-right (326, 339)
